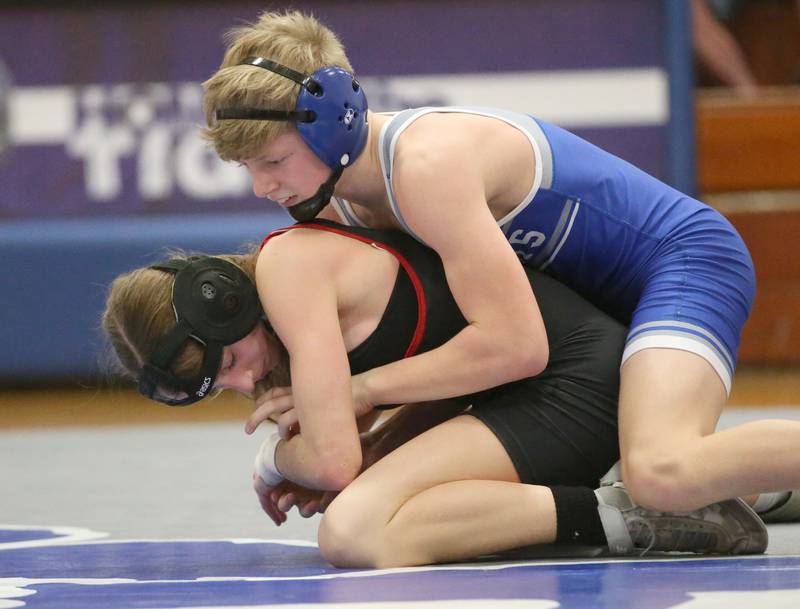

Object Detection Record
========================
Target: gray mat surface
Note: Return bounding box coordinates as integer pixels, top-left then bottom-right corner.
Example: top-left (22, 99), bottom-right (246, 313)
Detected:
top-left (2, 408), bottom-right (799, 554)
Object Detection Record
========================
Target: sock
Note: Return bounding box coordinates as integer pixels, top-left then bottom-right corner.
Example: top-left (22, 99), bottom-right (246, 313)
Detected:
top-left (752, 491), bottom-right (790, 514)
top-left (551, 485), bottom-right (607, 545)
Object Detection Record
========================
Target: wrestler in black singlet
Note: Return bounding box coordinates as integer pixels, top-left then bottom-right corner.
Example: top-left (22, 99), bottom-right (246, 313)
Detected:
top-left (267, 220), bottom-right (626, 487)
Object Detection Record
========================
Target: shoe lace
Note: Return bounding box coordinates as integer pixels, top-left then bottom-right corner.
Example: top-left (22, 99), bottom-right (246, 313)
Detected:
top-left (626, 515), bottom-right (657, 556)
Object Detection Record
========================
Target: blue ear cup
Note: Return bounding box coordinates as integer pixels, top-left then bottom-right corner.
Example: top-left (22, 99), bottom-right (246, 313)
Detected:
top-left (294, 66), bottom-right (368, 170)
top-left (215, 58), bottom-right (369, 170)
top-left (214, 57), bottom-right (370, 221)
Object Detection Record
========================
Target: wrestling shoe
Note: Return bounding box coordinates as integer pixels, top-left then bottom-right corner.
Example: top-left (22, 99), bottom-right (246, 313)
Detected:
top-left (599, 460), bottom-right (622, 487)
top-left (595, 482), bottom-right (768, 556)
top-left (760, 490), bottom-right (800, 523)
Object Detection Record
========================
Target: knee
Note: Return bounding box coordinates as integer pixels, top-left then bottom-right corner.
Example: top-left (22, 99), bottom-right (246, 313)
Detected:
top-left (318, 490), bottom-right (416, 569)
top-left (318, 491), bottom-right (395, 568)
top-left (318, 497), bottom-right (373, 568)
top-left (622, 450), bottom-right (700, 511)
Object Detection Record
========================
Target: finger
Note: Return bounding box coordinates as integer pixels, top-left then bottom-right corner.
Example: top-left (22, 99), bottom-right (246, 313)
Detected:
top-left (259, 385), bottom-right (293, 402)
top-left (277, 492), bottom-right (297, 513)
top-left (270, 487), bottom-right (282, 503)
top-left (256, 488), bottom-right (283, 525)
top-left (299, 500), bottom-right (322, 518)
top-left (277, 410), bottom-right (300, 440)
top-left (268, 493), bottom-right (288, 525)
top-left (246, 396), bottom-right (295, 434)
top-left (253, 477), bottom-right (286, 525)
top-left (253, 386), bottom-right (293, 413)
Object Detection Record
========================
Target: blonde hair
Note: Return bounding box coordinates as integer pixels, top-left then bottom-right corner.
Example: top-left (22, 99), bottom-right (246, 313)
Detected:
top-left (102, 249), bottom-right (289, 397)
top-left (202, 10), bottom-right (354, 161)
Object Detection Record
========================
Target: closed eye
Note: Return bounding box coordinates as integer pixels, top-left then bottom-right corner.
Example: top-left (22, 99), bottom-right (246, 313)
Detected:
top-left (264, 152), bottom-right (292, 166)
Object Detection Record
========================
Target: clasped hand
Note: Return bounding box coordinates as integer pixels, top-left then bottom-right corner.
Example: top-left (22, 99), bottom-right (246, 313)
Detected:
top-left (245, 373), bottom-right (374, 438)
top-left (252, 430), bottom-right (382, 525)
top-left (253, 474), bottom-right (338, 526)
top-left (248, 373), bottom-right (377, 525)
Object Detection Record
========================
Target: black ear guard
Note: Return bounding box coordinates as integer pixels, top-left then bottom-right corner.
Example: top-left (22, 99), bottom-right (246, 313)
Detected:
top-left (137, 257), bottom-right (262, 406)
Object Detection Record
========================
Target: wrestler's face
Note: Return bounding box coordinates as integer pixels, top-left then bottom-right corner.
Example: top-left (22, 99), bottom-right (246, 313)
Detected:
top-left (240, 130), bottom-right (330, 210)
top-left (214, 322), bottom-right (280, 397)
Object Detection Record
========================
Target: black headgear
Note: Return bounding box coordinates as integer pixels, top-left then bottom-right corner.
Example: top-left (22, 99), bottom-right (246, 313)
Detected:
top-left (215, 57), bottom-right (369, 222)
top-left (138, 256), bottom-right (262, 406)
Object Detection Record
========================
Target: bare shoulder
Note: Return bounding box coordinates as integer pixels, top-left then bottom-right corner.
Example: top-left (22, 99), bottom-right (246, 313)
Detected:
top-left (257, 229), bottom-right (336, 285)
top-left (389, 111), bottom-right (533, 241)
top-left (394, 112), bottom-right (477, 169)
top-left (254, 230), bottom-right (345, 340)
top-left (256, 226), bottom-right (369, 289)
top-left (388, 117), bottom-right (491, 246)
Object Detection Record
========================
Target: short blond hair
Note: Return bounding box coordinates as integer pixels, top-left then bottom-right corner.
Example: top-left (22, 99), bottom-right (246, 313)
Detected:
top-left (202, 10), bottom-right (354, 161)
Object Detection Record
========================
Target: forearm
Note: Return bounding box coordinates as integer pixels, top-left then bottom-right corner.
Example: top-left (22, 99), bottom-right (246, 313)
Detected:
top-left (361, 324), bottom-right (545, 406)
top-left (273, 432), bottom-right (361, 491)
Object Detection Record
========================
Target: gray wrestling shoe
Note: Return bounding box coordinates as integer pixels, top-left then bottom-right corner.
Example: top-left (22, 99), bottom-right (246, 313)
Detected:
top-left (761, 490), bottom-right (800, 523)
top-left (595, 482), bottom-right (768, 556)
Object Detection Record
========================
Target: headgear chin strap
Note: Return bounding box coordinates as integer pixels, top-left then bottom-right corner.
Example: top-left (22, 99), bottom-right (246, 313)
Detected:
top-left (286, 164), bottom-right (344, 222)
top-left (137, 257), bottom-right (262, 407)
top-left (215, 57), bottom-right (369, 221)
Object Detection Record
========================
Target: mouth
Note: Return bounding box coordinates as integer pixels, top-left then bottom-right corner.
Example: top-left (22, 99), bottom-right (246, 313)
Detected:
top-left (274, 195), bottom-right (298, 208)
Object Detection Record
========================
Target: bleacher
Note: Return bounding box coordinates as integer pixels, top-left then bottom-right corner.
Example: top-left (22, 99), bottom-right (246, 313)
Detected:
top-left (697, 87), bottom-right (800, 364)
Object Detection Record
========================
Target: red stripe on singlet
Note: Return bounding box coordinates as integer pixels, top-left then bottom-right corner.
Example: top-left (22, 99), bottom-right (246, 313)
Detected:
top-left (261, 223), bottom-right (427, 358)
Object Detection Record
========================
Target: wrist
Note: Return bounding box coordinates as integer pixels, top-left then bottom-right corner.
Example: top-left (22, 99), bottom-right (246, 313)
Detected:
top-left (254, 432), bottom-right (284, 487)
top-left (358, 369), bottom-right (380, 409)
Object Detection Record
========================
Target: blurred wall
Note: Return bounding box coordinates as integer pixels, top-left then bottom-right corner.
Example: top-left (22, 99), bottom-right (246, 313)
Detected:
top-left (0, 0), bottom-right (692, 383)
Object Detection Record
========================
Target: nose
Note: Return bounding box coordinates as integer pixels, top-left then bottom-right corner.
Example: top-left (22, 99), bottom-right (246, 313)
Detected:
top-left (251, 168), bottom-right (279, 200)
top-left (218, 369), bottom-right (256, 396)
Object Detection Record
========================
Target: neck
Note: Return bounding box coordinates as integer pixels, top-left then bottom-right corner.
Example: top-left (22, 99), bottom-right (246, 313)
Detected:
top-left (334, 111), bottom-right (389, 208)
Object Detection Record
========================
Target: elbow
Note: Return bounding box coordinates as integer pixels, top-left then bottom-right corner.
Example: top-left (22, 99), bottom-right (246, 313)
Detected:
top-left (499, 332), bottom-right (548, 381)
top-left (317, 452), bottom-right (362, 491)
top-left (520, 342), bottom-right (548, 377)
top-left (476, 318), bottom-right (548, 383)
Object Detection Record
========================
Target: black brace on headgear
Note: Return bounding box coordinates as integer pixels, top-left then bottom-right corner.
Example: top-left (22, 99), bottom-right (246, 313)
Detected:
top-left (137, 257), bottom-right (262, 406)
top-left (215, 58), bottom-right (321, 126)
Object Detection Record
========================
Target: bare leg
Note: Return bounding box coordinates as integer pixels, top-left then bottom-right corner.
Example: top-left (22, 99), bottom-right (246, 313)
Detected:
top-left (620, 348), bottom-right (800, 511)
top-left (318, 415), bottom-right (558, 568)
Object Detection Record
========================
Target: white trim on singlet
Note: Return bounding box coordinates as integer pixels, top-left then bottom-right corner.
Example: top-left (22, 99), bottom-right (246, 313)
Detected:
top-left (539, 200), bottom-right (580, 271)
top-left (377, 106), bottom-right (549, 245)
top-left (329, 196), bottom-right (368, 227)
top-left (621, 329), bottom-right (734, 396)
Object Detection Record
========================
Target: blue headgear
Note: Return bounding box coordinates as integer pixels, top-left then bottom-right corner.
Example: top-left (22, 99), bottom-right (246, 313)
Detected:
top-left (215, 57), bottom-right (369, 221)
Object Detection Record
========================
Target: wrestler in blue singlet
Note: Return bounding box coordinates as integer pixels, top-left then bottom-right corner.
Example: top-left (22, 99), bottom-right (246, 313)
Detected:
top-left (330, 106), bottom-right (755, 394)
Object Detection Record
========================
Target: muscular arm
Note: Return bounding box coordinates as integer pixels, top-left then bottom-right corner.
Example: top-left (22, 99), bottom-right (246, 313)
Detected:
top-left (360, 134), bottom-right (549, 407)
top-left (256, 236), bottom-right (362, 491)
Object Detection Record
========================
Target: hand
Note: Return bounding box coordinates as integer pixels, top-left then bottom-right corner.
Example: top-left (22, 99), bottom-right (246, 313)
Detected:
top-left (350, 373), bottom-right (375, 418)
top-left (246, 376), bottom-right (374, 438)
top-left (272, 481), bottom-right (339, 518)
top-left (246, 385), bottom-right (300, 438)
top-left (253, 472), bottom-right (287, 526)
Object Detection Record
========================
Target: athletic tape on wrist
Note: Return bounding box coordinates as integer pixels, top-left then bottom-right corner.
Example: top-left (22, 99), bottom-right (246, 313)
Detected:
top-left (254, 433), bottom-right (283, 487)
